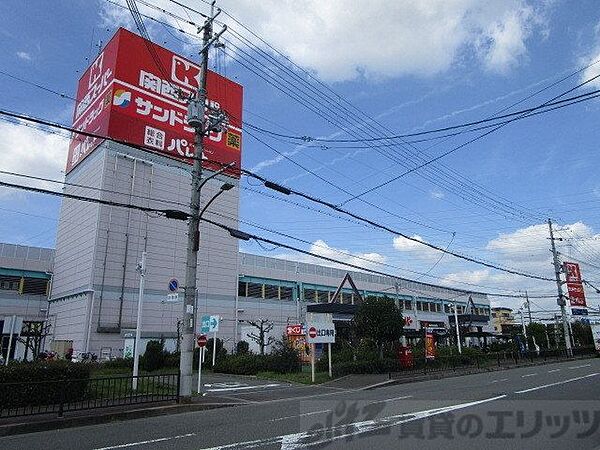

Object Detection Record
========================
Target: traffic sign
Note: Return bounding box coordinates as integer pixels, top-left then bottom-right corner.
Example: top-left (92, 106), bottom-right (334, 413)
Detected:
top-left (201, 315), bottom-right (220, 333)
top-left (168, 278), bottom-right (179, 292)
top-left (305, 323), bottom-right (335, 343)
top-left (197, 334), bottom-right (208, 347)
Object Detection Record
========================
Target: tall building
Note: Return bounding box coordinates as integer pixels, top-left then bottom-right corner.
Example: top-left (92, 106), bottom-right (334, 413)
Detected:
top-left (49, 28), bottom-right (242, 359)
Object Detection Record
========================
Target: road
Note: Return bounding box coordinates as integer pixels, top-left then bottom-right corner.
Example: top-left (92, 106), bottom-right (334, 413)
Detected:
top-left (1, 358), bottom-right (599, 449)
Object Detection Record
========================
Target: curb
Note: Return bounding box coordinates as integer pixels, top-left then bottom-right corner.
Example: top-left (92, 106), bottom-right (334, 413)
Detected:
top-left (379, 355), bottom-right (598, 389)
top-left (0, 402), bottom-right (239, 437)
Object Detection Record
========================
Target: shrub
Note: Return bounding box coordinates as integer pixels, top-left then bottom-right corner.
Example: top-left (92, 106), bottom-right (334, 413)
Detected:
top-left (267, 339), bottom-right (301, 374)
top-left (236, 340), bottom-right (250, 354)
top-left (140, 340), bottom-right (167, 372)
top-left (0, 360), bottom-right (92, 408)
top-left (214, 354), bottom-right (265, 375)
top-left (331, 358), bottom-right (401, 377)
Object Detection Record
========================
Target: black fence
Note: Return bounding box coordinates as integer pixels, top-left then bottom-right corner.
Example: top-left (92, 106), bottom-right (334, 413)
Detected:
top-left (0, 372), bottom-right (179, 418)
top-left (391, 346), bottom-right (597, 378)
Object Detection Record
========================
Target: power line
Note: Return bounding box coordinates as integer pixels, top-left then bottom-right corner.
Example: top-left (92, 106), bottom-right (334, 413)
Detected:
top-left (0, 108), bottom-right (556, 282)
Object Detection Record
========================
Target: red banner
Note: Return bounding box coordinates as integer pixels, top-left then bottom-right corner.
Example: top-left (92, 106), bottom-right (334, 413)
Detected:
top-left (68, 28), bottom-right (243, 176)
top-left (567, 282), bottom-right (587, 307)
top-left (564, 262), bottom-right (582, 283)
top-left (564, 262), bottom-right (587, 307)
top-left (425, 332), bottom-right (436, 360)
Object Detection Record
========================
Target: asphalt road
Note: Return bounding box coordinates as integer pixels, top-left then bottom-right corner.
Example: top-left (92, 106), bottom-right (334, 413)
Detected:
top-left (1, 358), bottom-right (599, 450)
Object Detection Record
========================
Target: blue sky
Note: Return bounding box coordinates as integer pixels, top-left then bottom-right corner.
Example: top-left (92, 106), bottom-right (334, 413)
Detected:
top-left (1, 0), bottom-right (600, 311)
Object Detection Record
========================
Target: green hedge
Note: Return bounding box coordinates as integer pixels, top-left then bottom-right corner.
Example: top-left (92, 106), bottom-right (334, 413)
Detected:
top-left (0, 361), bottom-right (92, 408)
top-left (214, 340), bottom-right (301, 375)
top-left (330, 359), bottom-right (402, 377)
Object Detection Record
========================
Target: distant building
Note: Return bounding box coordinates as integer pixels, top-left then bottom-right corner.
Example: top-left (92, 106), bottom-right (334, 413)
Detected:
top-left (491, 307), bottom-right (516, 334)
top-left (0, 243), bottom-right (53, 361)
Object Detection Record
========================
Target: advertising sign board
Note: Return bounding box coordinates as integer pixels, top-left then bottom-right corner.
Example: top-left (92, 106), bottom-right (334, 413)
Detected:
top-left (68, 28), bottom-right (243, 176)
top-left (564, 262), bottom-right (587, 307)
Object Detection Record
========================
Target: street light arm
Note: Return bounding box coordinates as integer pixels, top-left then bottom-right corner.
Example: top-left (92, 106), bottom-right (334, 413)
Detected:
top-left (200, 189), bottom-right (225, 219)
top-left (198, 162), bottom-right (235, 192)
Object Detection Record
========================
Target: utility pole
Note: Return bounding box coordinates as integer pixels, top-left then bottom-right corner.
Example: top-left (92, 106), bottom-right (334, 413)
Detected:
top-left (548, 218), bottom-right (573, 357)
top-left (454, 299), bottom-right (462, 354)
top-left (519, 309), bottom-right (528, 351)
top-left (132, 251), bottom-right (146, 391)
top-left (525, 291), bottom-right (532, 324)
top-left (180, 2), bottom-right (227, 401)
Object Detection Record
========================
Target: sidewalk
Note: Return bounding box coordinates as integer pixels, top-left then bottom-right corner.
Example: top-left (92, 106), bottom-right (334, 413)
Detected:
top-left (0, 394), bottom-right (241, 437)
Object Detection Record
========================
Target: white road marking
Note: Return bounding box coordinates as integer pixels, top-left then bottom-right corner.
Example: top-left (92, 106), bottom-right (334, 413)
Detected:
top-left (569, 364), bottom-right (592, 370)
top-left (270, 410), bottom-right (332, 422)
top-left (521, 373), bottom-right (537, 378)
top-left (515, 372), bottom-right (599, 394)
top-left (548, 369), bottom-right (561, 373)
top-left (490, 378), bottom-right (508, 384)
top-left (206, 383), bottom-right (281, 393)
top-left (197, 395), bottom-right (507, 450)
top-left (94, 433), bottom-right (196, 450)
top-left (371, 395), bottom-right (413, 403)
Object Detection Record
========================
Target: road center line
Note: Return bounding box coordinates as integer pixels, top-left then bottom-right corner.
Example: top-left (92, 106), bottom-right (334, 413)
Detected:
top-left (270, 410), bottom-right (332, 422)
top-left (515, 372), bottom-right (599, 394)
top-left (569, 364), bottom-right (591, 369)
top-left (548, 369), bottom-right (561, 373)
top-left (207, 383), bottom-right (281, 392)
top-left (521, 373), bottom-right (537, 378)
top-left (371, 395), bottom-right (413, 403)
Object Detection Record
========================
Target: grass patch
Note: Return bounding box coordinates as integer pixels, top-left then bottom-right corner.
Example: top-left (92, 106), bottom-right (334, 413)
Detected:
top-left (256, 371), bottom-right (333, 385)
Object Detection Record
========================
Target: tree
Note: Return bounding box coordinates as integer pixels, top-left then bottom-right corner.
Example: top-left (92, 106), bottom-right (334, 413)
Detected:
top-left (525, 322), bottom-right (550, 350)
top-left (245, 318), bottom-right (275, 355)
top-left (17, 320), bottom-right (51, 361)
top-left (352, 296), bottom-right (404, 359)
top-left (571, 321), bottom-right (593, 347)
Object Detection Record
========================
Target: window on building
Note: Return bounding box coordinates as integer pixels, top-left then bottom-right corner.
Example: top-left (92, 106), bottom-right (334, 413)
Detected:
top-left (264, 284), bottom-right (279, 300)
top-left (238, 281), bottom-right (247, 297)
top-left (317, 290), bottom-right (329, 303)
top-left (341, 292), bottom-right (352, 304)
top-left (416, 301), bottom-right (423, 311)
top-left (247, 282), bottom-right (263, 298)
top-left (404, 300), bottom-right (412, 310)
top-left (444, 304), bottom-right (451, 314)
top-left (303, 288), bottom-right (316, 302)
top-left (0, 276), bottom-right (20, 292)
top-left (280, 286), bottom-right (293, 301)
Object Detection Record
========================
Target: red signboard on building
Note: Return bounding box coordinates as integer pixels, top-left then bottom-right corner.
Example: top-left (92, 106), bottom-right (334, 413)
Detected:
top-left (68, 28), bottom-right (243, 177)
top-left (564, 262), bottom-right (587, 307)
top-left (286, 324), bottom-right (304, 336)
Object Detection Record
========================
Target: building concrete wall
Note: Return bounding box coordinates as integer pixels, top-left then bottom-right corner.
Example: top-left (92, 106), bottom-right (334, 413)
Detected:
top-left (51, 141), bottom-right (240, 357)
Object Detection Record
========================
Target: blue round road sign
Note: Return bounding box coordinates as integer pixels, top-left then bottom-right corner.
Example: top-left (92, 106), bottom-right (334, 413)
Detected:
top-left (168, 278), bottom-right (179, 292)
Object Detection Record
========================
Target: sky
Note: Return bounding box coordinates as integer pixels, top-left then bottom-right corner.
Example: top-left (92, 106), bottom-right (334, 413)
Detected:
top-left (1, 0), bottom-right (600, 314)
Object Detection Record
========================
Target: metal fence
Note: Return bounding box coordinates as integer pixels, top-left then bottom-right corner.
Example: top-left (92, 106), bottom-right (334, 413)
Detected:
top-left (0, 372), bottom-right (179, 418)
top-left (391, 346), bottom-right (597, 379)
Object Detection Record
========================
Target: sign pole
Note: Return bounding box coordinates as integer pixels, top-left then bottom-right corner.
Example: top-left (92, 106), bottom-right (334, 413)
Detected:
top-left (197, 347), bottom-right (203, 394)
top-left (212, 330), bottom-right (217, 367)
top-left (328, 343), bottom-right (332, 378)
top-left (311, 343), bottom-right (315, 383)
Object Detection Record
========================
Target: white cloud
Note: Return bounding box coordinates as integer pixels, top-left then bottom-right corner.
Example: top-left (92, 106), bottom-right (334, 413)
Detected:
top-left (392, 234), bottom-right (443, 262)
top-left (220, 0), bottom-right (546, 81)
top-left (16, 51), bottom-right (31, 61)
top-left (431, 190), bottom-right (445, 200)
top-left (272, 238), bottom-right (387, 271)
top-left (442, 221), bottom-right (600, 309)
top-left (101, 0), bottom-right (547, 82)
top-left (0, 121), bottom-right (68, 196)
top-left (580, 21), bottom-right (600, 88)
